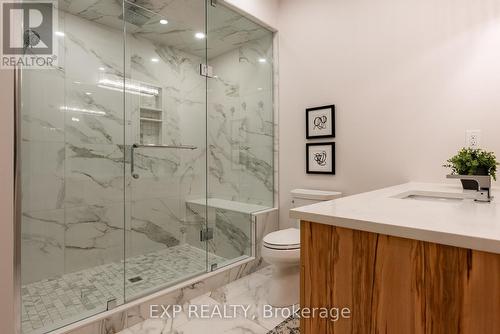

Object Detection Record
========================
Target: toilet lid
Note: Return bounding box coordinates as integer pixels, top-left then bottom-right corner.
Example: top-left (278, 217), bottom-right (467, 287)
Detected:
top-left (263, 228), bottom-right (300, 249)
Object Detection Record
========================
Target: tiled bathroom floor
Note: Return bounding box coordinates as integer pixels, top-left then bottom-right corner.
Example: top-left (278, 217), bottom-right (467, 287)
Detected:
top-left (118, 267), bottom-right (300, 334)
top-left (21, 244), bottom-right (225, 334)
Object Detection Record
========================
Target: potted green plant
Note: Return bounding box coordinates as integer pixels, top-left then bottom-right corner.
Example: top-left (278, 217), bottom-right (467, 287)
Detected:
top-left (443, 148), bottom-right (498, 190)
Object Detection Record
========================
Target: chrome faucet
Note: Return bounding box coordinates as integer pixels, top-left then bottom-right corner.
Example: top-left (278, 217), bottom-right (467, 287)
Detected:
top-left (446, 174), bottom-right (493, 202)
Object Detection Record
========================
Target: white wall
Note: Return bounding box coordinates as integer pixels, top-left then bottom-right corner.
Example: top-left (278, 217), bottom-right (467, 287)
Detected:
top-left (278, 0), bottom-right (500, 228)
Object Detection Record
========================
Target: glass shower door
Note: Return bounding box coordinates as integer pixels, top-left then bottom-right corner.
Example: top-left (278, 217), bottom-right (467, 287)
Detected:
top-left (206, 1), bottom-right (275, 270)
top-left (123, 1), bottom-right (209, 301)
top-left (19, 2), bottom-right (127, 333)
top-left (18, 0), bottom-right (274, 332)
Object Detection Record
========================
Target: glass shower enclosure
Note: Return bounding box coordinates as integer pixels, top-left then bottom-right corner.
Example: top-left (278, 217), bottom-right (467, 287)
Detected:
top-left (17, 1), bottom-right (274, 333)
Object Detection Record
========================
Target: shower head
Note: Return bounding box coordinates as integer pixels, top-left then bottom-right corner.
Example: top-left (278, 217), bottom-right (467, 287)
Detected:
top-left (121, 2), bottom-right (155, 27)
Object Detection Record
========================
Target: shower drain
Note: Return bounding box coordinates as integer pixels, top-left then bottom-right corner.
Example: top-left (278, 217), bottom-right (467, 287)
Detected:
top-left (128, 276), bottom-right (143, 283)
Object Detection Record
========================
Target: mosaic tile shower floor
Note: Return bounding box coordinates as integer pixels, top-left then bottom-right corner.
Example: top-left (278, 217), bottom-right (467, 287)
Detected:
top-left (22, 244), bottom-right (224, 334)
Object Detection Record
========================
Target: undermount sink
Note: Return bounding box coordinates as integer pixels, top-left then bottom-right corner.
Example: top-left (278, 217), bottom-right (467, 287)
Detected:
top-left (392, 190), bottom-right (476, 203)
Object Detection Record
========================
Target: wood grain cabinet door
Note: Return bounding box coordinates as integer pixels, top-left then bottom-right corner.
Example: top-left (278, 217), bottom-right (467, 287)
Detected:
top-left (300, 220), bottom-right (500, 334)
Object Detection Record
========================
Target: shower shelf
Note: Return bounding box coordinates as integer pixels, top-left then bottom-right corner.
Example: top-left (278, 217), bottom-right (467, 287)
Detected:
top-left (139, 85), bottom-right (163, 144)
top-left (139, 117), bottom-right (162, 122)
top-left (140, 106), bottom-right (163, 112)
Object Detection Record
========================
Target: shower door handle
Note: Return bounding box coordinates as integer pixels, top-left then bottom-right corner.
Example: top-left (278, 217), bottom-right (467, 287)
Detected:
top-left (131, 144), bottom-right (140, 179)
top-left (130, 143), bottom-right (197, 179)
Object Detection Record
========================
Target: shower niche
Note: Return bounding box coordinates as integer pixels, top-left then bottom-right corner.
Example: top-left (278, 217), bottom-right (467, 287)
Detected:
top-left (138, 84), bottom-right (163, 145)
top-left (17, 1), bottom-right (274, 333)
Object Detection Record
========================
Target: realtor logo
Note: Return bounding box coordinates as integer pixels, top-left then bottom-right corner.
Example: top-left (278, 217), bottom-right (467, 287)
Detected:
top-left (1, 0), bottom-right (58, 68)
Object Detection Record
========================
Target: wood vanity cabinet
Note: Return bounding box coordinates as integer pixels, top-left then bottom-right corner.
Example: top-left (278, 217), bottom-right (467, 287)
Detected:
top-left (300, 220), bottom-right (500, 334)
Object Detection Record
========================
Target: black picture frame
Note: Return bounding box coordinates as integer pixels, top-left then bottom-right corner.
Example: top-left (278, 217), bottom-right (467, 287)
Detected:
top-left (306, 142), bottom-right (335, 174)
top-left (306, 104), bottom-right (335, 139)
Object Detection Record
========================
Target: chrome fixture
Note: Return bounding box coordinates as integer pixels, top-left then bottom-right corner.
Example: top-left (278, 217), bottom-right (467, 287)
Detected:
top-left (446, 174), bottom-right (493, 202)
top-left (131, 143), bottom-right (197, 179)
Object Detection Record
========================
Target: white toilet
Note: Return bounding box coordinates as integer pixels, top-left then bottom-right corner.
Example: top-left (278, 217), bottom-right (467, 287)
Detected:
top-left (262, 189), bottom-right (342, 307)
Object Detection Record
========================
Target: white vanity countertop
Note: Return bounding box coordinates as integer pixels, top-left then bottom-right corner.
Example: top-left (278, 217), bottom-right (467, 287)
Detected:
top-left (290, 182), bottom-right (500, 254)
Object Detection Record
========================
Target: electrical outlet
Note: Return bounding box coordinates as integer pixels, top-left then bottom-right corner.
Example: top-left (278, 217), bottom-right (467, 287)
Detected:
top-left (466, 130), bottom-right (481, 148)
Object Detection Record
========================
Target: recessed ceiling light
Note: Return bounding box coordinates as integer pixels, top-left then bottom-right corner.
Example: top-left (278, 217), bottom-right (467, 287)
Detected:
top-left (195, 32), bottom-right (206, 39)
top-left (99, 67), bottom-right (106, 71)
top-left (73, 81), bottom-right (81, 84)
top-left (151, 58), bottom-right (160, 63)
top-left (71, 117), bottom-right (80, 122)
top-left (85, 92), bottom-right (92, 95)
top-left (159, 19), bottom-right (168, 25)
top-left (55, 31), bottom-right (65, 37)
top-left (258, 58), bottom-right (267, 63)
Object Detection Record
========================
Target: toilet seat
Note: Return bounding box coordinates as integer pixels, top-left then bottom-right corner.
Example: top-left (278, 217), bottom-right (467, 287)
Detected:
top-left (263, 228), bottom-right (300, 250)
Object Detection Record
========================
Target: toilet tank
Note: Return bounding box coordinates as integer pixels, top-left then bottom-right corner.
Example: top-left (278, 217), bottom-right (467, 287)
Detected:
top-left (290, 189), bottom-right (342, 227)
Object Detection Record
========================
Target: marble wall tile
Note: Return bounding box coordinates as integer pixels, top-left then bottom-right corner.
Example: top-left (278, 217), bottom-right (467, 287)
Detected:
top-left (63, 87), bottom-right (124, 146)
top-left (64, 13), bottom-right (124, 80)
top-left (237, 37), bottom-right (274, 96)
top-left (21, 69), bottom-right (65, 143)
top-left (207, 35), bottom-right (275, 207)
top-left (211, 209), bottom-right (252, 259)
top-left (21, 141), bottom-right (65, 212)
top-left (59, 0), bottom-right (123, 31)
top-left (184, 201), bottom-right (253, 261)
top-left (178, 148), bottom-right (206, 201)
top-left (21, 210), bottom-right (65, 284)
top-left (184, 204), bottom-right (277, 271)
top-left (128, 150), bottom-right (180, 194)
top-left (64, 204), bottom-right (125, 273)
top-left (127, 198), bottom-right (183, 258)
top-left (64, 143), bottom-right (125, 207)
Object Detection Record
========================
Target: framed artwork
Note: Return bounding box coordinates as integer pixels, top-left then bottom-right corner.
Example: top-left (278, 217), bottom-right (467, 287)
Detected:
top-left (306, 142), bottom-right (335, 174)
top-left (306, 105), bottom-right (335, 139)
